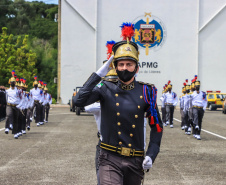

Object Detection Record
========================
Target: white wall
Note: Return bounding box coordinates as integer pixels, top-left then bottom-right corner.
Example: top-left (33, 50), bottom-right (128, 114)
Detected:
top-left (199, 0), bottom-right (226, 93)
top-left (60, 0), bottom-right (226, 104)
top-left (61, 0), bottom-right (96, 103)
top-left (96, 0), bottom-right (198, 103)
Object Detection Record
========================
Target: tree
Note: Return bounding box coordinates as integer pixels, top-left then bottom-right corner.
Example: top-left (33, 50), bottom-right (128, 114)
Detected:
top-left (0, 27), bottom-right (37, 89)
top-left (0, 1), bottom-right (58, 99)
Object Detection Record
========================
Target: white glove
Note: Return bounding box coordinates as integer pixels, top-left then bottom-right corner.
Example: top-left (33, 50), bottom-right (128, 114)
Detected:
top-left (142, 156), bottom-right (152, 170)
top-left (96, 55), bottom-right (114, 77)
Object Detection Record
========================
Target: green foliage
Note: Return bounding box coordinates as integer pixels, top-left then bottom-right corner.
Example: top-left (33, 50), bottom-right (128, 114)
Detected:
top-left (0, 0), bottom-right (58, 99)
top-left (52, 98), bottom-right (56, 104)
top-left (28, 37), bottom-right (57, 99)
top-left (0, 27), bottom-right (37, 89)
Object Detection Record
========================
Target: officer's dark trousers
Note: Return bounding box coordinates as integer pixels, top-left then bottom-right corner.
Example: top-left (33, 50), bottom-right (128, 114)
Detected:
top-left (5, 105), bottom-right (18, 134)
top-left (192, 108), bottom-right (204, 135)
top-left (166, 105), bottom-right (174, 125)
top-left (45, 104), bottom-right (50, 121)
top-left (161, 107), bottom-right (166, 123)
top-left (96, 140), bottom-right (101, 185)
top-left (180, 108), bottom-right (185, 127)
top-left (99, 149), bottom-right (144, 185)
top-left (34, 101), bottom-right (41, 123)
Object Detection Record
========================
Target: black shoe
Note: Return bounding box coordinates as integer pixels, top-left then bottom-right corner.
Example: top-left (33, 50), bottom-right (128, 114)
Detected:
top-left (27, 126), bottom-right (30, 131)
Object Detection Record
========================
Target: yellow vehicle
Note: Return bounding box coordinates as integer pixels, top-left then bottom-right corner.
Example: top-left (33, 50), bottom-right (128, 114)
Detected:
top-left (206, 91), bottom-right (226, 111)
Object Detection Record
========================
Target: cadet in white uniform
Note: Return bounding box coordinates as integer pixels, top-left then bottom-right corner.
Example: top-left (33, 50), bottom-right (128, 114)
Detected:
top-left (179, 86), bottom-right (186, 130)
top-left (26, 89), bottom-right (34, 131)
top-left (183, 84), bottom-right (192, 135)
top-left (162, 81), bottom-right (178, 128)
top-left (190, 80), bottom-right (207, 140)
top-left (43, 85), bottom-right (52, 123)
top-left (30, 77), bottom-right (42, 126)
top-left (160, 85), bottom-right (167, 126)
top-left (5, 71), bottom-right (20, 139)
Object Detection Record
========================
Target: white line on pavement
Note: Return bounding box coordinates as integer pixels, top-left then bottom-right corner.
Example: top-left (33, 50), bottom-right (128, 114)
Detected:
top-left (0, 128), bottom-right (5, 131)
top-left (160, 112), bottom-right (226, 140)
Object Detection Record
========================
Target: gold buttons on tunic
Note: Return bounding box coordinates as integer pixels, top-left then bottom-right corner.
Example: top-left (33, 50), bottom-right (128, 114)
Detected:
top-left (132, 125), bottom-right (136, 128)
top-left (138, 105), bottom-right (140, 109)
top-left (119, 142), bottom-right (122, 145)
top-left (116, 103), bottom-right (119, 106)
top-left (140, 96), bottom-right (143, 99)
top-left (130, 133), bottom-right (133, 137)
top-left (135, 115), bottom-right (138, 118)
top-left (118, 132), bottom-right (121, 135)
top-left (115, 94), bottom-right (118, 97)
top-left (128, 144), bottom-right (132, 147)
top-left (117, 112), bottom-right (120, 116)
top-left (117, 122), bottom-right (121, 126)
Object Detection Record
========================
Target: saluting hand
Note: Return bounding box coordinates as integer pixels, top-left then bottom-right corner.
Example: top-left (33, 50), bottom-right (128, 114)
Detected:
top-left (96, 55), bottom-right (114, 77)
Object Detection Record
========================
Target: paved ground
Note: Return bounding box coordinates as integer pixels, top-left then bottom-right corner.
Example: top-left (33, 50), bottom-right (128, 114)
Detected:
top-left (0, 106), bottom-right (225, 185)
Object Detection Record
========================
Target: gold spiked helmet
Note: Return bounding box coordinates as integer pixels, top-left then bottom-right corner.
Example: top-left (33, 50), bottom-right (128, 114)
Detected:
top-left (112, 22), bottom-right (139, 66)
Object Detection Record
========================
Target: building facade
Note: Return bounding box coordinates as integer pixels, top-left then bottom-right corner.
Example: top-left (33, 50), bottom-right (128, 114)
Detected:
top-left (59, 0), bottom-right (226, 104)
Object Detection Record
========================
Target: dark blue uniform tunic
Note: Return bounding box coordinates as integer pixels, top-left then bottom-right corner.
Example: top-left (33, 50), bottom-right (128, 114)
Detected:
top-left (74, 73), bottom-right (163, 162)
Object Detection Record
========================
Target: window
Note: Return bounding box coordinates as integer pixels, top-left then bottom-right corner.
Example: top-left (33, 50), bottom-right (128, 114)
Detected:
top-left (208, 94), bottom-right (214, 99)
top-left (216, 94), bottom-right (221, 99)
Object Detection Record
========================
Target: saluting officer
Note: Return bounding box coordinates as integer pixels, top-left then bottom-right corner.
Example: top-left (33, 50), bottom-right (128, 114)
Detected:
top-left (162, 81), bottom-right (178, 128)
top-left (5, 70), bottom-right (20, 139)
top-left (74, 22), bottom-right (163, 185)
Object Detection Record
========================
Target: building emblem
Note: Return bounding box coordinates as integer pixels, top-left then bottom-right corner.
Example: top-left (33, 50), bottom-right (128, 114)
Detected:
top-left (132, 12), bottom-right (167, 55)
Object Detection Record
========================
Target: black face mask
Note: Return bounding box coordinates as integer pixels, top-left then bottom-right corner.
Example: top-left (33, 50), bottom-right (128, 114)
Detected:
top-left (11, 83), bottom-right (15, 87)
top-left (186, 90), bottom-right (190, 93)
top-left (116, 69), bottom-right (136, 82)
top-left (34, 85), bottom-right (38, 88)
top-left (195, 86), bottom-right (200, 91)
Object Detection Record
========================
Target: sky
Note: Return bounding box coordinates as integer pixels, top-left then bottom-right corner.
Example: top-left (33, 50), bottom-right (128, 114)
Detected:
top-left (25, 0), bottom-right (58, 4)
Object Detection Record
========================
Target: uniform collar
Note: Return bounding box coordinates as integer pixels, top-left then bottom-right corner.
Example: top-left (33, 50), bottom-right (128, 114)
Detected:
top-left (118, 79), bottom-right (135, 90)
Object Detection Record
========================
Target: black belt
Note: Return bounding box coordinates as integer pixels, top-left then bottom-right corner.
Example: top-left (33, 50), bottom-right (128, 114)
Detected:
top-left (100, 142), bottom-right (144, 157)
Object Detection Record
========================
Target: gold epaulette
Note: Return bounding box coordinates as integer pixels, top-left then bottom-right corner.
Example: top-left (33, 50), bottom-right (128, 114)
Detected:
top-left (138, 81), bottom-right (154, 87)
